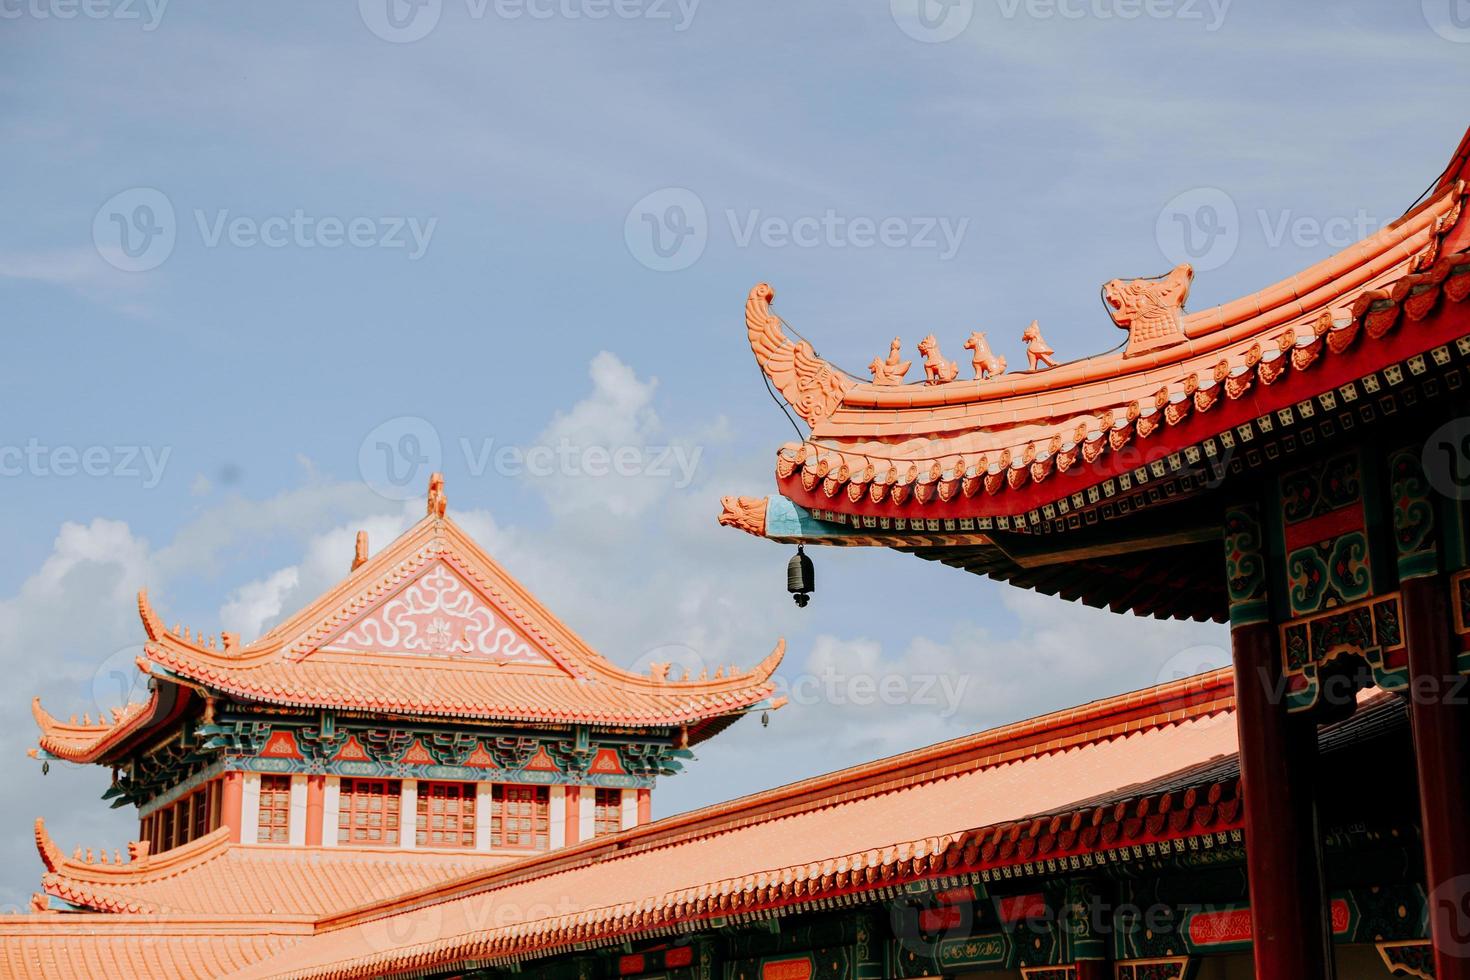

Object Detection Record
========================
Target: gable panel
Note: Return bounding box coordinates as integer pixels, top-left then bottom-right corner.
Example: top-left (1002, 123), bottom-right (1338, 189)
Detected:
top-left (319, 561), bottom-right (552, 665)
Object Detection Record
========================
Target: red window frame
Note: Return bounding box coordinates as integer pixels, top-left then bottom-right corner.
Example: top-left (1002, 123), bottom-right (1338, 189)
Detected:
top-left (593, 788), bottom-right (623, 837)
top-left (416, 782), bottom-right (477, 849)
top-left (257, 775), bottom-right (292, 844)
top-left (490, 784), bottom-right (549, 850)
top-left (338, 778), bottom-right (401, 846)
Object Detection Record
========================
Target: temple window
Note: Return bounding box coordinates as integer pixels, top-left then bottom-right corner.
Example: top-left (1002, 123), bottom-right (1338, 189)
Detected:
top-left (338, 778), bottom-right (401, 846)
top-left (144, 782), bottom-right (223, 854)
top-left (414, 781), bottom-right (476, 849)
top-left (257, 775), bottom-right (292, 844)
top-left (191, 788), bottom-right (209, 842)
top-left (593, 788), bottom-right (622, 837)
top-left (490, 785), bottom-right (549, 850)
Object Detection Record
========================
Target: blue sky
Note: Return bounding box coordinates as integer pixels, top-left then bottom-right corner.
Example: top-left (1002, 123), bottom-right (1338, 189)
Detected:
top-left (1, 0), bottom-right (1467, 907)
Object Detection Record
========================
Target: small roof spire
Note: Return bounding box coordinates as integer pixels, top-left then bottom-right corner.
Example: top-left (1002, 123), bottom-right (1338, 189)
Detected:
top-left (351, 530), bottom-right (369, 572)
top-left (427, 473), bottom-right (447, 518)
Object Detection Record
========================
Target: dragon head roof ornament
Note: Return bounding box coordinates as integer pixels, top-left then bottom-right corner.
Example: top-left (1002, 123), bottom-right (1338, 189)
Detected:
top-left (745, 283), bottom-right (853, 427)
top-left (1104, 263), bottom-right (1194, 357)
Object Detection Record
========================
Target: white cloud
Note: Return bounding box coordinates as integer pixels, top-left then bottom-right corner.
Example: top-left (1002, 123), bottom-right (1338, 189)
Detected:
top-left (218, 566), bottom-right (300, 641)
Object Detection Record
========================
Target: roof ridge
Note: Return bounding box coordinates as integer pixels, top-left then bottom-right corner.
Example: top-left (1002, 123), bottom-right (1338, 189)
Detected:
top-left (813, 177), bottom-right (1465, 416)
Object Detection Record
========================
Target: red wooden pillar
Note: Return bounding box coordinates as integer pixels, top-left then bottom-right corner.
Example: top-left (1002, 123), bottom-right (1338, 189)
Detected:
top-left (304, 775), bottom-right (325, 847)
top-left (220, 771), bottom-right (244, 844)
top-left (636, 788), bottom-right (651, 826)
top-left (1232, 622), bottom-right (1335, 980)
top-left (1224, 502), bottom-right (1334, 979)
top-left (564, 786), bottom-right (581, 846)
top-left (1402, 574), bottom-right (1470, 980)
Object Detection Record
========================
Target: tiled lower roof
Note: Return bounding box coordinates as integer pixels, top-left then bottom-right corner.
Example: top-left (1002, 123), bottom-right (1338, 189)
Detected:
top-left (218, 673), bottom-right (1244, 979)
top-left (0, 917), bottom-right (309, 980)
top-left (35, 822), bottom-right (513, 917)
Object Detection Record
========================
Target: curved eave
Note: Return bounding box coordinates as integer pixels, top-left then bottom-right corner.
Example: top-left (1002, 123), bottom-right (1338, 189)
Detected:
top-left (33, 818), bottom-right (233, 914)
top-left (737, 128), bottom-right (1470, 527)
top-left (758, 251), bottom-right (1470, 524)
top-left (141, 637), bottom-right (788, 731)
top-left (30, 684), bottom-right (186, 766)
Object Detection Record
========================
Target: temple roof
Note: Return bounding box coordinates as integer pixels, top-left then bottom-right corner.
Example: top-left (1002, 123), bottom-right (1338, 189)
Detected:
top-left (1, 670), bottom-right (1412, 979)
top-left (728, 126), bottom-right (1470, 528)
top-left (222, 670), bottom-right (1247, 978)
top-left (32, 819), bottom-right (511, 917)
top-left (33, 476), bottom-right (785, 763)
top-left (721, 125), bottom-right (1470, 622)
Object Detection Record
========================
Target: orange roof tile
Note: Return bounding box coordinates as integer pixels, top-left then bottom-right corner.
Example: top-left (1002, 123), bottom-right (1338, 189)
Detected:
top-left (730, 127), bottom-right (1470, 522)
top-left (0, 915), bottom-right (309, 980)
top-left (33, 819), bottom-right (513, 917)
top-left (35, 481), bottom-right (786, 761)
top-left (216, 671), bottom-right (1243, 979)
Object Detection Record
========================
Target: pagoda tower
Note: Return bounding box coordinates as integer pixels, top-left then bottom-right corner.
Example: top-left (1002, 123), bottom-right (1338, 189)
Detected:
top-left (27, 475), bottom-right (784, 912)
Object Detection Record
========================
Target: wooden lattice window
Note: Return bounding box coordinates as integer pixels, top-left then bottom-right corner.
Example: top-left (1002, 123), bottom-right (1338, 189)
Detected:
top-left (593, 788), bottom-right (623, 837)
top-left (175, 795), bottom-right (193, 848)
top-left (416, 782), bottom-right (476, 849)
top-left (490, 785), bottom-right (549, 850)
top-left (189, 787), bottom-right (210, 843)
top-left (146, 783), bottom-right (222, 854)
top-left (257, 775), bottom-right (292, 844)
top-left (338, 779), bottom-right (401, 846)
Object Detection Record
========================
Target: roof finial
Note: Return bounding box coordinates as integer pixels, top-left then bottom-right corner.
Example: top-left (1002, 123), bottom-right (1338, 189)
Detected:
top-left (868, 337), bottom-right (911, 386)
top-left (352, 530), bottom-right (369, 571)
top-left (427, 473), bottom-right (447, 519)
top-left (1022, 320), bottom-right (1057, 371)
